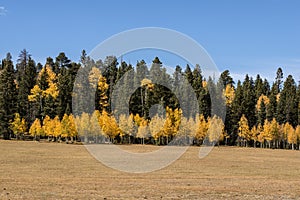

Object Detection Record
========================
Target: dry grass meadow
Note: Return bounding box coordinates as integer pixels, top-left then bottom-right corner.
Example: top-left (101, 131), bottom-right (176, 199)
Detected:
top-left (0, 140), bottom-right (299, 199)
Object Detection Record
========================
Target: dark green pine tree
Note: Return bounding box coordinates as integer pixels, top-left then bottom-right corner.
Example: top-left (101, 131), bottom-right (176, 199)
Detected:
top-left (172, 65), bottom-right (183, 109)
top-left (56, 53), bottom-right (71, 118)
top-left (57, 67), bottom-right (69, 118)
top-left (231, 80), bottom-right (243, 144)
top-left (219, 70), bottom-right (234, 87)
top-left (277, 75), bottom-right (298, 127)
top-left (192, 65), bottom-right (203, 102)
top-left (219, 70), bottom-right (234, 138)
top-left (262, 78), bottom-right (270, 96)
top-left (55, 52), bottom-right (71, 69)
top-left (0, 53), bottom-right (18, 139)
top-left (254, 74), bottom-right (264, 101)
top-left (241, 75), bottom-right (256, 128)
top-left (257, 99), bottom-right (266, 125)
top-left (275, 67), bottom-right (283, 94)
top-left (148, 57), bottom-right (174, 116)
top-left (36, 62), bottom-right (43, 72)
top-left (66, 62), bottom-right (80, 114)
top-left (112, 62), bottom-right (134, 116)
top-left (130, 60), bottom-right (149, 116)
top-left (46, 57), bottom-right (55, 73)
top-left (102, 56), bottom-right (118, 112)
top-left (184, 64), bottom-right (193, 84)
top-left (16, 50), bottom-right (37, 123)
top-left (191, 64), bottom-right (208, 117)
top-left (180, 64), bottom-right (196, 118)
top-left (209, 75), bottom-right (225, 118)
top-left (266, 84), bottom-right (277, 121)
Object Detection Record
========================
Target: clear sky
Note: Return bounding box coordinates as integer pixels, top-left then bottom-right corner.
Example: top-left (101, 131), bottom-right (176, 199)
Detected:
top-left (1, 0), bottom-right (300, 82)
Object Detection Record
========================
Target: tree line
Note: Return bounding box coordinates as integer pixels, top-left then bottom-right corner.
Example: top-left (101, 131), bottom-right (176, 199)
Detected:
top-left (1, 49), bottom-right (300, 149)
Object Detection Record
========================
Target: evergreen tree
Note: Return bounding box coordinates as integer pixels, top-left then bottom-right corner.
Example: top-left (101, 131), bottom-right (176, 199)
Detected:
top-left (242, 75), bottom-right (256, 128)
top-left (266, 84), bottom-right (277, 121)
top-left (254, 74), bottom-right (264, 101)
top-left (0, 53), bottom-right (18, 139)
top-left (277, 75), bottom-right (298, 126)
top-left (275, 67), bottom-right (283, 94)
top-left (230, 80), bottom-right (243, 144)
top-left (16, 50), bottom-right (37, 123)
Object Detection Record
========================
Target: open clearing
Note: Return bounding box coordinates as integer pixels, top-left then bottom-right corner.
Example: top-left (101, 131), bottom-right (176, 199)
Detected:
top-left (0, 140), bottom-right (299, 199)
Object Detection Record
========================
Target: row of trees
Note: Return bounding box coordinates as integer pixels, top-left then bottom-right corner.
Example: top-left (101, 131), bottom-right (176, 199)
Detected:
top-left (238, 115), bottom-right (300, 150)
top-left (1, 49), bottom-right (300, 149)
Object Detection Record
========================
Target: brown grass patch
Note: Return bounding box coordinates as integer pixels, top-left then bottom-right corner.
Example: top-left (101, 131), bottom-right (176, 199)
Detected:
top-left (0, 140), bottom-right (299, 199)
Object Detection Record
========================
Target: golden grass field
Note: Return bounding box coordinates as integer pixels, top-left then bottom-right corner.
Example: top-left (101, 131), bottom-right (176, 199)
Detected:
top-left (0, 140), bottom-right (299, 199)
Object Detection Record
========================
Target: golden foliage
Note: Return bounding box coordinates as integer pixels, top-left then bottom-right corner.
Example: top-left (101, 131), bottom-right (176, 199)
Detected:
top-left (223, 84), bottom-right (235, 105)
top-left (10, 113), bottom-right (27, 136)
top-left (28, 65), bottom-right (59, 101)
top-left (286, 122), bottom-right (296, 145)
top-left (29, 118), bottom-right (43, 137)
top-left (194, 114), bottom-right (208, 140)
top-left (256, 94), bottom-right (270, 111)
top-left (207, 115), bottom-right (225, 143)
top-left (238, 114), bottom-right (251, 141)
top-left (149, 114), bottom-right (164, 141)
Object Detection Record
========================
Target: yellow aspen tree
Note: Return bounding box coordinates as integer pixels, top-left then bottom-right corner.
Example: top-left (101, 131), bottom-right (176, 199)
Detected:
top-left (262, 119), bottom-right (273, 148)
top-left (176, 116), bottom-right (190, 144)
top-left (9, 113), bottom-right (27, 139)
top-left (99, 110), bottom-right (120, 142)
top-left (238, 114), bottom-right (251, 147)
top-left (28, 65), bottom-right (59, 121)
top-left (257, 123), bottom-right (264, 148)
top-left (149, 114), bottom-right (164, 144)
top-left (68, 114), bottom-right (78, 142)
top-left (28, 85), bottom-right (42, 102)
top-left (188, 116), bottom-right (197, 139)
top-left (53, 116), bottom-right (62, 141)
top-left (161, 107), bottom-right (182, 143)
top-left (269, 118), bottom-right (280, 148)
top-left (251, 124), bottom-right (261, 148)
top-left (223, 84), bottom-right (235, 105)
top-left (172, 108), bottom-right (182, 137)
top-left (61, 114), bottom-right (70, 140)
top-left (133, 114), bottom-right (143, 126)
top-left (127, 114), bottom-right (137, 143)
top-left (185, 117), bottom-right (197, 145)
top-left (208, 115), bottom-right (225, 145)
top-left (88, 67), bottom-right (101, 89)
top-left (108, 114), bottom-right (120, 141)
top-left (90, 110), bottom-right (102, 143)
top-left (283, 122), bottom-right (292, 149)
top-left (137, 119), bottom-right (149, 145)
top-left (29, 118), bottom-right (43, 140)
top-left (28, 65), bottom-right (59, 101)
top-left (278, 124), bottom-right (285, 145)
top-left (97, 74), bottom-right (109, 110)
top-left (118, 114), bottom-right (128, 143)
top-left (78, 112), bottom-right (90, 143)
top-left (118, 114), bottom-right (136, 144)
top-left (43, 115), bottom-right (53, 139)
top-left (195, 114), bottom-right (208, 143)
top-left (286, 122), bottom-right (296, 150)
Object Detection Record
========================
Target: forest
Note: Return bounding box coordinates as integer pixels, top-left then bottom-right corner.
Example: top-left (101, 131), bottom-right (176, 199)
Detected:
top-left (1, 49), bottom-right (300, 150)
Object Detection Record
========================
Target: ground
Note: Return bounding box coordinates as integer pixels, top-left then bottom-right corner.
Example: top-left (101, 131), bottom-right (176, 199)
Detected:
top-left (0, 140), bottom-right (299, 199)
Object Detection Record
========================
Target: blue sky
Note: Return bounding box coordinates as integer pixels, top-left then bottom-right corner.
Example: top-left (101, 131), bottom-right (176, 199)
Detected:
top-left (0, 0), bottom-right (300, 82)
